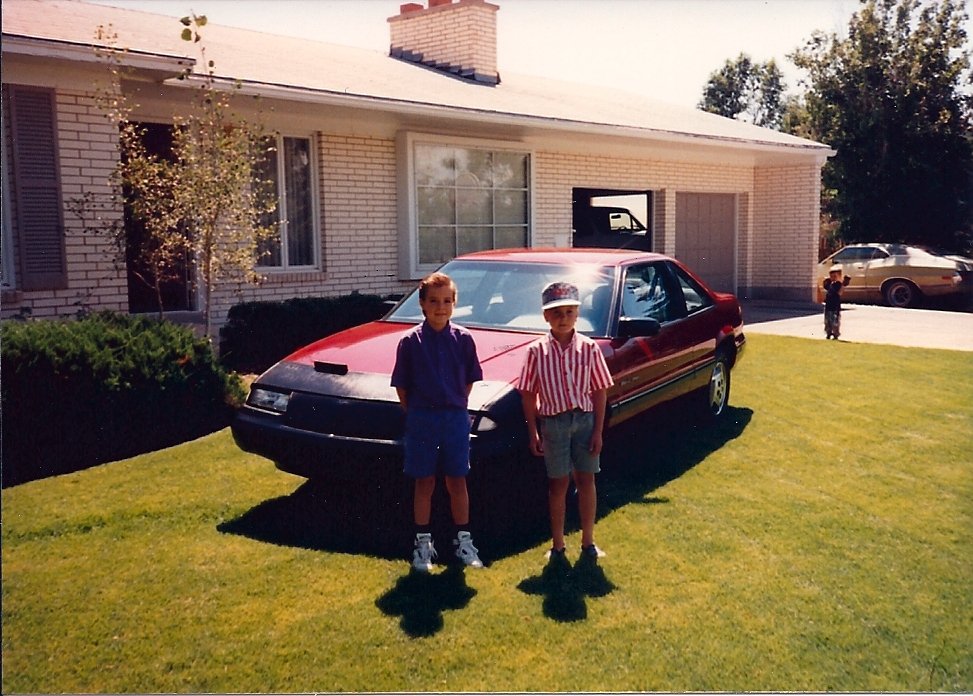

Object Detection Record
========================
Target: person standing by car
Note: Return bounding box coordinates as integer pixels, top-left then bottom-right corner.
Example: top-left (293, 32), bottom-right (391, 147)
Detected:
top-left (823, 264), bottom-right (852, 339)
top-left (391, 272), bottom-right (484, 572)
top-left (518, 281), bottom-right (614, 563)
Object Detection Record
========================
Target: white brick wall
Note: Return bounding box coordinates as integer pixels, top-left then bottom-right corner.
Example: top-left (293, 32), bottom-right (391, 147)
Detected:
top-left (2, 86), bottom-right (824, 328)
top-left (1, 89), bottom-right (127, 320)
top-left (534, 151), bottom-right (822, 300)
top-left (750, 165), bottom-right (822, 301)
top-left (209, 133), bottom-right (415, 328)
top-left (389, 0), bottom-right (499, 82)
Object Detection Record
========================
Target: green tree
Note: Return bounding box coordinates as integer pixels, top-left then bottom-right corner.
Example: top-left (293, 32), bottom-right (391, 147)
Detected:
top-left (790, 0), bottom-right (972, 251)
top-left (699, 53), bottom-right (786, 129)
top-left (82, 15), bottom-right (278, 336)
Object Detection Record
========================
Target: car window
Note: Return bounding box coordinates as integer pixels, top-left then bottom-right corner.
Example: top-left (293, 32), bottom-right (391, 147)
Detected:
top-left (671, 264), bottom-right (713, 315)
top-left (834, 247), bottom-right (881, 263)
top-left (386, 260), bottom-right (616, 336)
top-left (621, 263), bottom-right (671, 323)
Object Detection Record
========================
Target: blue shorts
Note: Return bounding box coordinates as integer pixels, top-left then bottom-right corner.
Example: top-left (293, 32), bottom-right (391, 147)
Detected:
top-left (540, 409), bottom-right (601, 479)
top-left (403, 407), bottom-right (471, 479)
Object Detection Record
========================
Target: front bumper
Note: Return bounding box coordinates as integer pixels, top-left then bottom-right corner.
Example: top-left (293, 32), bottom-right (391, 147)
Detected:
top-left (232, 405), bottom-right (524, 479)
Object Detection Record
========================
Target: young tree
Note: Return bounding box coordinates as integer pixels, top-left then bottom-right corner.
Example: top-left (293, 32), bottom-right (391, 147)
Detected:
top-left (698, 53), bottom-right (786, 129)
top-left (84, 16), bottom-right (278, 335)
top-left (790, 0), bottom-right (972, 251)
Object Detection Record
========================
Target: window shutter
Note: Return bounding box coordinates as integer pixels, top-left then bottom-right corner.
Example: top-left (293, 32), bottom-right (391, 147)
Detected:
top-left (8, 86), bottom-right (67, 290)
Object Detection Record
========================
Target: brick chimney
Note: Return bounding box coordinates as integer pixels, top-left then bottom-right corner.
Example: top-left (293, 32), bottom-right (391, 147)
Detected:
top-left (389, 0), bottom-right (500, 85)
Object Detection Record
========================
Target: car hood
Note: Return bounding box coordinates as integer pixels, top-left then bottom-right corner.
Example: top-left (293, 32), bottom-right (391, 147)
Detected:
top-left (262, 320), bottom-right (546, 411)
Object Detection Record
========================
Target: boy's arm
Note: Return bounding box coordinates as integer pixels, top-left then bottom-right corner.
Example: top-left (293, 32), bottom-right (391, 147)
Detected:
top-left (395, 387), bottom-right (408, 411)
top-left (519, 389), bottom-right (543, 456)
top-left (589, 388), bottom-right (607, 455)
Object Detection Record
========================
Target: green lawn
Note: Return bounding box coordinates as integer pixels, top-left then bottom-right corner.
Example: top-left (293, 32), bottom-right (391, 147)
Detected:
top-left (3, 335), bottom-right (972, 693)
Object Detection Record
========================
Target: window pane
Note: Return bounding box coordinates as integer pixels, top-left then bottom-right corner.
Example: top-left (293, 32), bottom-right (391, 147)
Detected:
top-left (495, 225), bottom-right (527, 249)
top-left (255, 142), bottom-right (281, 266)
top-left (283, 137), bottom-right (313, 266)
top-left (417, 187), bottom-right (455, 225)
top-left (415, 145), bottom-right (455, 187)
top-left (457, 187), bottom-right (491, 225)
top-left (460, 149), bottom-right (493, 187)
top-left (495, 190), bottom-right (527, 225)
top-left (419, 226), bottom-right (455, 264)
top-left (622, 263), bottom-right (670, 322)
top-left (414, 144), bottom-right (529, 266)
top-left (457, 226), bottom-right (492, 256)
top-left (493, 151), bottom-right (527, 188)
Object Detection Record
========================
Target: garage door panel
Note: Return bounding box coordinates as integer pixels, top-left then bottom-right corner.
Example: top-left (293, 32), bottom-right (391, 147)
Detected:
top-left (675, 193), bottom-right (735, 293)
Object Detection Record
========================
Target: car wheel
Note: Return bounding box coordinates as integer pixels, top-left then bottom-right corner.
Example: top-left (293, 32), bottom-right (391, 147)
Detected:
top-left (700, 356), bottom-right (730, 418)
top-left (883, 280), bottom-right (918, 308)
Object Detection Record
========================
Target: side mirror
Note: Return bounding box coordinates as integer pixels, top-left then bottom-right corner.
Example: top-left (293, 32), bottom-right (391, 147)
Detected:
top-left (617, 317), bottom-right (661, 338)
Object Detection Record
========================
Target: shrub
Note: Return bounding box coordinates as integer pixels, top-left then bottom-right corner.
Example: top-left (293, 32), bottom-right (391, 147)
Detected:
top-left (1, 312), bottom-right (245, 486)
top-left (218, 293), bottom-right (391, 374)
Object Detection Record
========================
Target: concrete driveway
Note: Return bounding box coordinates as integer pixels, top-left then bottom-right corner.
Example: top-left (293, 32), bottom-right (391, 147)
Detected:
top-left (741, 301), bottom-right (973, 352)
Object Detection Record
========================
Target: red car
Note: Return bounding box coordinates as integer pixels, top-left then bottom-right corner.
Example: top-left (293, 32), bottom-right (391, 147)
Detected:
top-left (232, 249), bottom-right (746, 479)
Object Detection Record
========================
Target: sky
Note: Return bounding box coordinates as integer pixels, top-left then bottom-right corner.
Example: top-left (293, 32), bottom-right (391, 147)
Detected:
top-left (88, 0), bottom-right (870, 108)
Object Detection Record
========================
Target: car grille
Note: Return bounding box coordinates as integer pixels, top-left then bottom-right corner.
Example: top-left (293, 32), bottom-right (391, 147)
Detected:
top-left (284, 392), bottom-right (405, 442)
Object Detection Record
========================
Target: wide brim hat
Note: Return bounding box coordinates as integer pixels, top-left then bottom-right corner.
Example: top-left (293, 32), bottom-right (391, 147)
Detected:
top-left (541, 281), bottom-right (581, 310)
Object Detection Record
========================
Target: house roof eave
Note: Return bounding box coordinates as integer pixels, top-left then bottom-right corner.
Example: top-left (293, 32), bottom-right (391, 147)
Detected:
top-left (2, 34), bottom-right (194, 80)
top-left (177, 73), bottom-right (836, 162)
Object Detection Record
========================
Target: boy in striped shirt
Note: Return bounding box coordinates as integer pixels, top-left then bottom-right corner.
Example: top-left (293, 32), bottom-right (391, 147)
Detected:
top-left (518, 281), bottom-right (614, 562)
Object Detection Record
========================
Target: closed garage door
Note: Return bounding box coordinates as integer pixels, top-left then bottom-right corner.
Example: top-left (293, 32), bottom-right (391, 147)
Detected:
top-left (676, 193), bottom-right (736, 293)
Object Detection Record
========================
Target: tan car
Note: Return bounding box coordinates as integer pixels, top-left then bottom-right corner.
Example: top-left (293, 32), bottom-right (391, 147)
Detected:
top-left (817, 243), bottom-right (973, 308)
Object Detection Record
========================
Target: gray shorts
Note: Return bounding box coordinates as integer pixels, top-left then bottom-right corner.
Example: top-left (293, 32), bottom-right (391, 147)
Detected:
top-left (540, 409), bottom-right (601, 479)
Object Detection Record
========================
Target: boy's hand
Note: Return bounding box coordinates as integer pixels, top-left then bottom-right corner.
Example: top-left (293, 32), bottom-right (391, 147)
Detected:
top-left (528, 431), bottom-right (544, 457)
top-left (588, 431), bottom-right (603, 456)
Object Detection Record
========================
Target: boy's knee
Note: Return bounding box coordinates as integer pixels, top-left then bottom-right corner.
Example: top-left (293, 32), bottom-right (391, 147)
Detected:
top-left (444, 475), bottom-right (468, 492)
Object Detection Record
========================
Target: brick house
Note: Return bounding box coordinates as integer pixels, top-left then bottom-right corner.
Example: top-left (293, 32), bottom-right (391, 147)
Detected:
top-left (1, 0), bottom-right (833, 328)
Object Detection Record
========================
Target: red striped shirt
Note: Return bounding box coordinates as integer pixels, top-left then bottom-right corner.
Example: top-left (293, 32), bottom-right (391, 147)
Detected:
top-left (518, 331), bottom-right (613, 416)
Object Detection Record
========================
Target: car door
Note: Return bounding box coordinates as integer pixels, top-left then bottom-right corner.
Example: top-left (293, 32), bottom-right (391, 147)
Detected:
top-left (605, 261), bottom-right (689, 423)
top-left (833, 246), bottom-right (882, 300)
top-left (663, 260), bottom-right (728, 386)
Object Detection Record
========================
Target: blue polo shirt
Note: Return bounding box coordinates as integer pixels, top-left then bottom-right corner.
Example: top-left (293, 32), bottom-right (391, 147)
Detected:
top-left (391, 320), bottom-right (483, 410)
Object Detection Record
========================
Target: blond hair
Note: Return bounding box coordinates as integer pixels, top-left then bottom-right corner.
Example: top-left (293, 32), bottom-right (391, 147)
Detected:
top-left (418, 272), bottom-right (456, 301)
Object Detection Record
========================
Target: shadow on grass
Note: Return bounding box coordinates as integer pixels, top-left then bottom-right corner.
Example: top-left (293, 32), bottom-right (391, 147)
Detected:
top-left (218, 399), bottom-right (753, 564)
top-left (517, 552), bottom-right (617, 623)
top-left (375, 564), bottom-right (476, 638)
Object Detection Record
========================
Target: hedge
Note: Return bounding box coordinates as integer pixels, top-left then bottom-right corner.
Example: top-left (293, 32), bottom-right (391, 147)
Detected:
top-left (1, 313), bottom-right (245, 487)
top-left (218, 293), bottom-right (392, 374)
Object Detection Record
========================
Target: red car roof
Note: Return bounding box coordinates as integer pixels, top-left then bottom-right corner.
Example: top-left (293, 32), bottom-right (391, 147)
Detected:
top-left (460, 247), bottom-right (668, 265)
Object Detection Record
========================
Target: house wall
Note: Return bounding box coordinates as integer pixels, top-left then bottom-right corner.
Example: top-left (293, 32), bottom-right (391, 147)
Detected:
top-left (1, 86), bottom-right (126, 320)
top-left (2, 76), bottom-right (823, 327)
top-left (211, 133), bottom-right (411, 328)
top-left (750, 164), bottom-right (822, 302)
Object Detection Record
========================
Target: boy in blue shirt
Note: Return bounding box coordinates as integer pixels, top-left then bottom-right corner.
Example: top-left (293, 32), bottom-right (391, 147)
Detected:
top-left (391, 272), bottom-right (484, 571)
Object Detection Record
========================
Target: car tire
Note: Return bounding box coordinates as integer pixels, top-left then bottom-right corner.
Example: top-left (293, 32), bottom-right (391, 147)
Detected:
top-left (699, 355), bottom-right (730, 419)
top-left (883, 279), bottom-right (919, 308)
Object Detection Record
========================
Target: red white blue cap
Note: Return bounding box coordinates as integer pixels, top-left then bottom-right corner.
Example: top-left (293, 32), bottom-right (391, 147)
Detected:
top-left (541, 282), bottom-right (581, 310)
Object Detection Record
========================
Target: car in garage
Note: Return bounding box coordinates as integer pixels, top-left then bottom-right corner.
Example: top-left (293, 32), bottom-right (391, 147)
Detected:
top-left (232, 248), bottom-right (746, 480)
top-left (817, 243), bottom-right (973, 308)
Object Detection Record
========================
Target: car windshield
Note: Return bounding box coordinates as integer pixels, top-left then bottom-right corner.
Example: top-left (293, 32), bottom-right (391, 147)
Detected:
top-left (386, 260), bottom-right (617, 336)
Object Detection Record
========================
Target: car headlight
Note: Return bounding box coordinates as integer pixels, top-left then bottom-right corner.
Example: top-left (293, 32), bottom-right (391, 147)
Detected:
top-left (248, 387), bottom-right (291, 413)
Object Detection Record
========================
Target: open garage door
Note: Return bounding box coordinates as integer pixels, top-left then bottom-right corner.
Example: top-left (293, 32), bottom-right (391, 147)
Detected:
top-left (676, 193), bottom-right (736, 293)
top-left (573, 188), bottom-right (653, 251)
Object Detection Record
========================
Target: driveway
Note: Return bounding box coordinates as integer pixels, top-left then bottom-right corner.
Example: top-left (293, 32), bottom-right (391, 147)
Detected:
top-left (741, 301), bottom-right (973, 352)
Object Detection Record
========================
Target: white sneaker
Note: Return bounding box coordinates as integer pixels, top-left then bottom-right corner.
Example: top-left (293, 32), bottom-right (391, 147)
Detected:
top-left (454, 531), bottom-right (484, 568)
top-left (581, 544), bottom-right (606, 559)
top-left (412, 533), bottom-right (437, 572)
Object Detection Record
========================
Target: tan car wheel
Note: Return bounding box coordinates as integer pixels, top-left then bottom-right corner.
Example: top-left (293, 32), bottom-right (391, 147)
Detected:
top-left (883, 279), bottom-right (918, 308)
